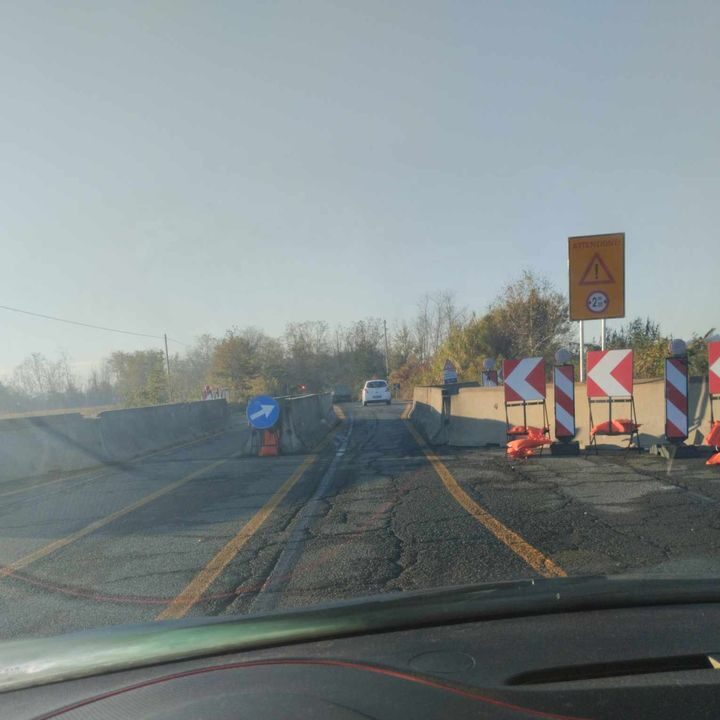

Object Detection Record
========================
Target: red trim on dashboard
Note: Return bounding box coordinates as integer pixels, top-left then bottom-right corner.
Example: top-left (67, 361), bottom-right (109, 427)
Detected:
top-left (32, 657), bottom-right (590, 720)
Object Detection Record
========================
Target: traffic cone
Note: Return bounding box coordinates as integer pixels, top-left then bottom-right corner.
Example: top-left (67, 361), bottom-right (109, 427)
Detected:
top-left (259, 429), bottom-right (280, 457)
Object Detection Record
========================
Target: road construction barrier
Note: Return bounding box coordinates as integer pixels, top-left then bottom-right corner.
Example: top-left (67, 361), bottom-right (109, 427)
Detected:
top-left (587, 349), bottom-right (641, 452)
top-left (502, 357), bottom-right (550, 452)
top-left (553, 364), bottom-right (576, 439)
top-left (709, 341), bottom-right (720, 425)
top-left (665, 355), bottom-right (689, 443)
top-left (0, 400), bottom-right (230, 484)
top-left (259, 429), bottom-right (280, 457)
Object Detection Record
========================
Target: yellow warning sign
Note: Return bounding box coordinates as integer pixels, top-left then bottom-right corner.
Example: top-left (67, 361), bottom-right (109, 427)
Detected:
top-left (568, 233), bottom-right (625, 321)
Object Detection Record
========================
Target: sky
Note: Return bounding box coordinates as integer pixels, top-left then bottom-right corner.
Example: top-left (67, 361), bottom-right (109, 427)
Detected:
top-left (1, 0), bottom-right (718, 380)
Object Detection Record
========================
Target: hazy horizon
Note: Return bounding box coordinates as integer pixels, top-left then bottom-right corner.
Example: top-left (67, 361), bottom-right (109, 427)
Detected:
top-left (2, 1), bottom-right (718, 381)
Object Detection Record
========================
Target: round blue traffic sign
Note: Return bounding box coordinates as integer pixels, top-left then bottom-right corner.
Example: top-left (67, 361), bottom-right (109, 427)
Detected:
top-left (246, 395), bottom-right (280, 429)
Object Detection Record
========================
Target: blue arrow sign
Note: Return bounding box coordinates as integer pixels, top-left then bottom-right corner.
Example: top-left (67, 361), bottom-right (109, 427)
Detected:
top-left (246, 395), bottom-right (280, 430)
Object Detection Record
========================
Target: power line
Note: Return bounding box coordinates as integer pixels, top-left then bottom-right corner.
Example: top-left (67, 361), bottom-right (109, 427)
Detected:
top-left (0, 303), bottom-right (187, 346)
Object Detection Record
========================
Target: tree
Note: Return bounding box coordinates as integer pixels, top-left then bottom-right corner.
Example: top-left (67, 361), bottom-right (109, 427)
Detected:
top-left (284, 321), bottom-right (331, 392)
top-left (85, 364), bottom-right (116, 406)
top-left (13, 352), bottom-right (75, 397)
top-left (606, 317), bottom-right (666, 379)
top-left (485, 270), bottom-right (570, 360)
top-left (413, 292), bottom-right (467, 362)
top-left (688, 329), bottom-right (716, 378)
top-left (108, 350), bottom-right (169, 407)
top-left (390, 320), bottom-right (416, 368)
top-left (170, 334), bottom-right (218, 401)
top-left (210, 328), bottom-right (285, 402)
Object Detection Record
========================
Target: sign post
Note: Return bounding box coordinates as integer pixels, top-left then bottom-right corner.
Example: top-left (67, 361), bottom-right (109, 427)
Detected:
top-left (247, 395), bottom-right (281, 457)
top-left (569, 233), bottom-right (625, 380)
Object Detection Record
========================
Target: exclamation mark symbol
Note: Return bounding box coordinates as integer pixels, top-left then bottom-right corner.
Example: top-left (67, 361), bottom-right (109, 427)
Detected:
top-left (595, 262), bottom-right (599, 280)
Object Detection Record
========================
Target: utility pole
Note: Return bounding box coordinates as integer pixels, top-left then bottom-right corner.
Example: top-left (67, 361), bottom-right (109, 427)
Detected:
top-left (164, 333), bottom-right (172, 402)
top-left (383, 319), bottom-right (390, 379)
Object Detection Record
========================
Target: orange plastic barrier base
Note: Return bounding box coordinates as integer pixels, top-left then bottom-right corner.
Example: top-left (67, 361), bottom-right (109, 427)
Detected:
top-left (706, 422), bottom-right (720, 448)
top-left (259, 430), bottom-right (280, 457)
top-left (591, 418), bottom-right (641, 436)
top-left (707, 452), bottom-right (720, 466)
top-left (507, 435), bottom-right (551, 459)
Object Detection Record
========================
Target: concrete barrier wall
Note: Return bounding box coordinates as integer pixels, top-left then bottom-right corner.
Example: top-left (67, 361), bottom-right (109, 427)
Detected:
top-left (278, 393), bottom-right (339, 454)
top-left (408, 387), bottom-right (446, 444)
top-left (411, 377), bottom-right (715, 448)
top-left (0, 400), bottom-right (229, 483)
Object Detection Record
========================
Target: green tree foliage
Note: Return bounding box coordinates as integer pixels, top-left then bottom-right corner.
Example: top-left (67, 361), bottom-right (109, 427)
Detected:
top-left (486, 270), bottom-right (570, 360)
top-left (109, 350), bottom-right (169, 407)
top-left (210, 328), bottom-right (285, 402)
top-left (687, 330), bottom-right (716, 378)
top-left (605, 317), bottom-right (665, 378)
top-left (169, 334), bottom-right (218, 401)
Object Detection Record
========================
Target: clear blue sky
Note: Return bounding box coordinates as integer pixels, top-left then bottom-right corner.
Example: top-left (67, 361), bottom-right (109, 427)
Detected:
top-left (1, 1), bottom-right (718, 379)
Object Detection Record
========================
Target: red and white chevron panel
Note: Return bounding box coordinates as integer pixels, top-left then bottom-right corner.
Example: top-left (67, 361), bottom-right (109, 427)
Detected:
top-left (503, 357), bottom-right (546, 403)
top-left (710, 341), bottom-right (720, 395)
top-left (554, 365), bottom-right (575, 438)
top-left (586, 349), bottom-right (633, 398)
top-left (665, 358), bottom-right (688, 440)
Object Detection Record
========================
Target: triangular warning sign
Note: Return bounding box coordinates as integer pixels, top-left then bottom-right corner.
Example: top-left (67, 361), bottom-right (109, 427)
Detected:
top-left (579, 253), bottom-right (615, 285)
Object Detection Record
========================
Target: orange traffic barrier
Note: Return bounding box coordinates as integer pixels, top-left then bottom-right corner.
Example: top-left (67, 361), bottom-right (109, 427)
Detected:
top-left (705, 422), bottom-right (720, 448)
top-left (591, 418), bottom-right (641, 436)
top-left (707, 452), bottom-right (720, 466)
top-left (259, 429), bottom-right (280, 457)
top-left (506, 435), bottom-right (550, 459)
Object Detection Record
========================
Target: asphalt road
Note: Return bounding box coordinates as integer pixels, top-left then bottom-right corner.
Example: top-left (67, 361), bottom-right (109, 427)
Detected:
top-left (1, 402), bottom-right (719, 641)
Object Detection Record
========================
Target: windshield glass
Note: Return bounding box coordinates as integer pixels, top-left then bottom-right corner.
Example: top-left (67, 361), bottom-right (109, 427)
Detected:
top-left (0, 2), bottom-right (718, 645)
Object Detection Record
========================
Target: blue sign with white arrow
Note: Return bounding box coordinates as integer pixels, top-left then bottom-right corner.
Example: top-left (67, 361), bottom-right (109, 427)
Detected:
top-left (246, 395), bottom-right (280, 430)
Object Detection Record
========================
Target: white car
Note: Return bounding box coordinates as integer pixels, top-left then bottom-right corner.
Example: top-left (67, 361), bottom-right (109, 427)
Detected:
top-left (361, 380), bottom-right (391, 406)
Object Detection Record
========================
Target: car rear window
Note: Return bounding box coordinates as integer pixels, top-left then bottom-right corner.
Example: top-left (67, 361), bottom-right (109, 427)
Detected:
top-left (366, 381), bottom-right (387, 388)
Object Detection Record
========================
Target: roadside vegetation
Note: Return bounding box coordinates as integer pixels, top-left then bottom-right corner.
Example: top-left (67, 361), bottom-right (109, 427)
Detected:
top-left (0, 271), bottom-right (713, 412)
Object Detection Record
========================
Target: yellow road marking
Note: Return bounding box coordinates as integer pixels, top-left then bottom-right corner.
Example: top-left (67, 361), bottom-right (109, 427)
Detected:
top-left (156, 453), bottom-right (319, 619)
top-left (404, 420), bottom-right (566, 578)
top-left (334, 405), bottom-right (346, 420)
top-left (400, 403), bottom-right (412, 420)
top-left (0, 454), bottom-right (237, 579)
top-left (0, 430), bottom-right (228, 500)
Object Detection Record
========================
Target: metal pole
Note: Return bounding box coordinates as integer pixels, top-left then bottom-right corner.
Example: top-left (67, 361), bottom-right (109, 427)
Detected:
top-left (164, 333), bottom-right (172, 402)
top-left (383, 319), bottom-right (390, 379)
top-left (578, 321), bottom-right (585, 382)
top-left (601, 318), bottom-right (606, 351)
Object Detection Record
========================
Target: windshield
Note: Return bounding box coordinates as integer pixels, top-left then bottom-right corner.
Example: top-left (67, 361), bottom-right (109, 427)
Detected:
top-left (0, 2), bottom-right (718, 645)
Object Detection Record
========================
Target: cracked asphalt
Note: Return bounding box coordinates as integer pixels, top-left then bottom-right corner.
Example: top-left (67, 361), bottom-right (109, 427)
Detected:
top-left (1, 402), bottom-right (719, 641)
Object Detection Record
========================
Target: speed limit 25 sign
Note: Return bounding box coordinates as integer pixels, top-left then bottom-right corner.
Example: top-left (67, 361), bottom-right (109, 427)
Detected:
top-left (568, 233), bottom-right (625, 321)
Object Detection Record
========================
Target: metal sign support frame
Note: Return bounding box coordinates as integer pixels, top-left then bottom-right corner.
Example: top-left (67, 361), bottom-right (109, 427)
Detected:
top-left (505, 399), bottom-right (551, 455)
top-left (587, 395), bottom-right (641, 453)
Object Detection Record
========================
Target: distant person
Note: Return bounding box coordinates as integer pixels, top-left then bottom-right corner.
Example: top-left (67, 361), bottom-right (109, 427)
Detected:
top-left (202, 384), bottom-right (211, 400)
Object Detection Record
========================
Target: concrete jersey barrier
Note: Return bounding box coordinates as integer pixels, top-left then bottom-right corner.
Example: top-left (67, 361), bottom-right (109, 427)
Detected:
top-left (241, 392), bottom-right (340, 455)
top-left (410, 377), bottom-right (716, 449)
top-left (0, 400), bottom-right (229, 484)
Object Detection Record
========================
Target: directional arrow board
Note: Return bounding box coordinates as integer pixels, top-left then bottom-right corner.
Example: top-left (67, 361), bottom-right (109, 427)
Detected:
top-left (709, 342), bottom-right (720, 395)
top-left (246, 395), bottom-right (280, 430)
top-left (586, 350), bottom-right (633, 398)
top-left (503, 358), bottom-right (546, 402)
